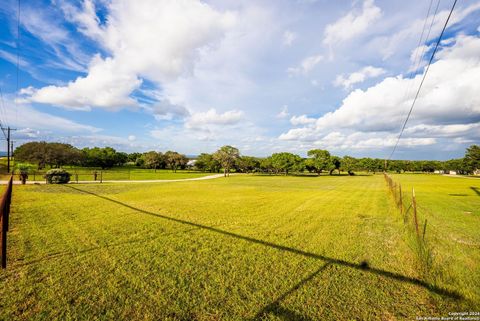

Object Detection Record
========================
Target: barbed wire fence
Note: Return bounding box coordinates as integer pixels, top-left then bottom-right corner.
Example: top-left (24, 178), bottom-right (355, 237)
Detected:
top-left (383, 173), bottom-right (432, 275)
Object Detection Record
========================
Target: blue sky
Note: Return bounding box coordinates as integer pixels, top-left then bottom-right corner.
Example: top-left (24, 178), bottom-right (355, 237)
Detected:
top-left (0, 0), bottom-right (479, 159)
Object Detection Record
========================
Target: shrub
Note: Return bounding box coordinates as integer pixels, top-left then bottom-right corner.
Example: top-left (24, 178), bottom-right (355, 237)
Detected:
top-left (45, 169), bottom-right (71, 184)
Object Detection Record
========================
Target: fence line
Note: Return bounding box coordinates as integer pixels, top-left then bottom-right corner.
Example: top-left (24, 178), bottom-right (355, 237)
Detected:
top-left (3, 168), bottom-right (206, 183)
top-left (1, 175), bottom-right (13, 269)
top-left (383, 173), bottom-right (429, 250)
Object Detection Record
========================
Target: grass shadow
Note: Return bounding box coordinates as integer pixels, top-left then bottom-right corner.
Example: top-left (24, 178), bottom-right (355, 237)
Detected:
top-left (470, 187), bottom-right (480, 197)
top-left (253, 263), bottom-right (330, 320)
top-left (64, 185), bottom-right (465, 301)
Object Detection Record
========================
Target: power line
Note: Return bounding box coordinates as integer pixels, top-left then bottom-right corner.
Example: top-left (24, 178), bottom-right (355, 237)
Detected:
top-left (406, 0), bottom-right (441, 93)
top-left (388, 0), bottom-right (458, 160)
top-left (408, 0), bottom-right (436, 77)
top-left (14, 0), bottom-right (21, 134)
top-left (393, 0), bottom-right (439, 149)
top-left (0, 87), bottom-right (9, 139)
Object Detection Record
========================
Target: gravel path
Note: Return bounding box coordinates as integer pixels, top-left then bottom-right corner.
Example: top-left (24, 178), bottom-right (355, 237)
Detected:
top-left (0, 173), bottom-right (230, 185)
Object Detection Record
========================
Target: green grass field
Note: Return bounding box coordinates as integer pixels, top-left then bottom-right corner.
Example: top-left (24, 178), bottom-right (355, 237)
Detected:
top-left (1, 174), bottom-right (478, 320)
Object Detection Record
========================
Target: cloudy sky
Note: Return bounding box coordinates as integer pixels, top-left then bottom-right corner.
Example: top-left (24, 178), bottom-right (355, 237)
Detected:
top-left (0, 0), bottom-right (479, 159)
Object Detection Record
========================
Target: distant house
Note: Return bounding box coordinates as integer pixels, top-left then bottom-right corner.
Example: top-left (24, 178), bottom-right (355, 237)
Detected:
top-left (186, 159), bottom-right (196, 168)
top-left (434, 170), bottom-right (444, 174)
top-left (474, 169), bottom-right (480, 176)
top-left (448, 170), bottom-right (457, 175)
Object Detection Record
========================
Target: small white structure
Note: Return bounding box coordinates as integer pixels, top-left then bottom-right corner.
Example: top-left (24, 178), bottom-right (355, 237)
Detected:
top-left (434, 170), bottom-right (444, 174)
top-left (186, 159), bottom-right (197, 168)
top-left (474, 169), bottom-right (480, 176)
top-left (448, 170), bottom-right (457, 175)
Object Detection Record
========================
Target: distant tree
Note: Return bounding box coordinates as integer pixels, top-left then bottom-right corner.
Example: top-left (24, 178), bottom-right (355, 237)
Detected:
top-left (127, 152), bottom-right (142, 163)
top-left (307, 149), bottom-right (331, 175)
top-left (116, 152), bottom-right (128, 166)
top-left (359, 158), bottom-right (376, 173)
top-left (465, 144), bottom-right (480, 173)
top-left (341, 156), bottom-right (357, 175)
top-left (14, 141), bottom-right (81, 169)
top-left (260, 157), bottom-right (274, 174)
top-left (164, 151), bottom-right (188, 172)
top-left (270, 152), bottom-right (301, 175)
top-left (141, 151), bottom-right (165, 170)
top-left (213, 146), bottom-right (240, 177)
top-left (82, 147), bottom-right (122, 169)
top-left (421, 160), bottom-right (436, 173)
top-left (445, 158), bottom-right (470, 175)
top-left (236, 156), bottom-right (260, 173)
top-left (195, 153), bottom-right (221, 173)
top-left (328, 156), bottom-right (341, 175)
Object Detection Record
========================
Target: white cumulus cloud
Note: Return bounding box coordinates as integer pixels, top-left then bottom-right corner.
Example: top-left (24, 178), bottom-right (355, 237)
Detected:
top-left (323, 0), bottom-right (382, 47)
top-left (334, 66), bottom-right (386, 89)
top-left (185, 108), bottom-right (244, 129)
top-left (290, 115), bottom-right (316, 126)
top-left (24, 0), bottom-right (236, 110)
top-left (287, 54), bottom-right (323, 75)
top-left (280, 34), bottom-right (480, 151)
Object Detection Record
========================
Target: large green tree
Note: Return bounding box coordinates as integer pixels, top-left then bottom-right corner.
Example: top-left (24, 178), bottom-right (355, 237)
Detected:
top-left (141, 151), bottom-right (165, 170)
top-left (82, 147), bottom-right (125, 169)
top-left (464, 145), bottom-right (480, 173)
top-left (341, 156), bottom-right (357, 175)
top-left (236, 156), bottom-right (260, 173)
top-left (270, 152), bottom-right (302, 175)
top-left (195, 153), bottom-right (221, 173)
top-left (164, 151), bottom-right (188, 172)
top-left (307, 149), bottom-right (331, 175)
top-left (213, 145), bottom-right (240, 177)
top-left (14, 142), bottom-right (81, 169)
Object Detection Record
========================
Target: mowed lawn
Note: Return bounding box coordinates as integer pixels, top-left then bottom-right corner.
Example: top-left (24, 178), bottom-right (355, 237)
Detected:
top-left (1, 175), bottom-right (478, 320)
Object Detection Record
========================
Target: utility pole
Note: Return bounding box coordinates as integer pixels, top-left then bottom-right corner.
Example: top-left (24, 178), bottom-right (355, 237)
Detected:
top-left (7, 127), bottom-right (10, 173)
top-left (10, 141), bottom-right (14, 170)
top-left (3, 127), bottom-right (16, 174)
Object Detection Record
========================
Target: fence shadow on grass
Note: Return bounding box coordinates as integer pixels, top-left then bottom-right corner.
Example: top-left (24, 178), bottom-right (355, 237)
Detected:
top-left (253, 263), bottom-right (330, 321)
top-left (64, 185), bottom-right (464, 301)
top-left (471, 186), bottom-right (480, 197)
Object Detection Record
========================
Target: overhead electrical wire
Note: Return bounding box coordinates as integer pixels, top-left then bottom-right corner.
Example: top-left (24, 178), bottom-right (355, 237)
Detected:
top-left (14, 0), bottom-right (21, 132)
top-left (393, 0), bottom-right (439, 145)
top-left (407, 0), bottom-right (436, 78)
top-left (388, 0), bottom-right (458, 160)
top-left (0, 87), bottom-right (9, 139)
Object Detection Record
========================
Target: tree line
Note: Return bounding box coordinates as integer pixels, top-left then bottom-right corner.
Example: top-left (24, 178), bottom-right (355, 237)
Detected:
top-left (196, 145), bottom-right (479, 175)
top-left (13, 142), bottom-right (189, 171)
top-left (12, 141), bottom-right (479, 175)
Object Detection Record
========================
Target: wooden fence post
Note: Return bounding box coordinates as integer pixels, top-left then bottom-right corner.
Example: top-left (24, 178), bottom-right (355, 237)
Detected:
top-left (412, 188), bottom-right (419, 237)
top-left (399, 183), bottom-right (403, 215)
top-left (1, 176), bottom-right (13, 269)
top-left (1, 216), bottom-right (6, 268)
top-left (422, 219), bottom-right (428, 241)
top-left (6, 176), bottom-right (12, 231)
